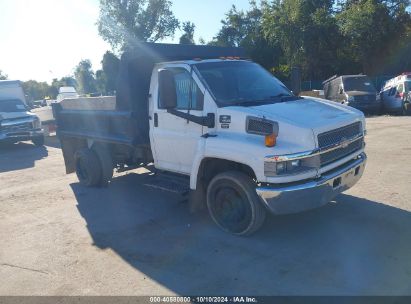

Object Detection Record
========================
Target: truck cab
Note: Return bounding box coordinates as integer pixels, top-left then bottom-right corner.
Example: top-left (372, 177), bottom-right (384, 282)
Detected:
top-left (54, 43), bottom-right (367, 235)
top-left (0, 80), bottom-right (44, 146)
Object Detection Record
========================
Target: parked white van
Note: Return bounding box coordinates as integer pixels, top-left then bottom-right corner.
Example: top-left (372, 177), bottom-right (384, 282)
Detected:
top-left (56, 87), bottom-right (79, 103)
top-left (380, 73), bottom-right (411, 114)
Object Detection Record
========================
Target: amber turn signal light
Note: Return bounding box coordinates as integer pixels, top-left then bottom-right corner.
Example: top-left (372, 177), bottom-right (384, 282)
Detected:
top-left (265, 133), bottom-right (277, 147)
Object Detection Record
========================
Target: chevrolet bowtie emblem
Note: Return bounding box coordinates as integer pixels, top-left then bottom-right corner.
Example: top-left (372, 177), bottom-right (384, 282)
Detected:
top-left (340, 137), bottom-right (349, 148)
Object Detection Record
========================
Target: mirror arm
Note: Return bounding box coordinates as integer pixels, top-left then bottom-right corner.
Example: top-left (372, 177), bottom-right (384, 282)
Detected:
top-left (167, 109), bottom-right (215, 128)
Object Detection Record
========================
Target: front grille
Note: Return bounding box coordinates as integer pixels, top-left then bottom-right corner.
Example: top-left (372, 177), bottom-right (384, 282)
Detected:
top-left (320, 137), bottom-right (363, 166)
top-left (1, 122), bottom-right (32, 133)
top-left (354, 95), bottom-right (376, 103)
top-left (318, 122), bottom-right (362, 149)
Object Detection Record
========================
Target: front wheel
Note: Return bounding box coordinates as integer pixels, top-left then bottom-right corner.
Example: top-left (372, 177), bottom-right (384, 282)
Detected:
top-left (207, 171), bottom-right (266, 236)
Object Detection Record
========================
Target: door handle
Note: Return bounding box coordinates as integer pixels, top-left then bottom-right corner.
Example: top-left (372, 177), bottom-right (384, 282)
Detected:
top-left (154, 113), bottom-right (158, 127)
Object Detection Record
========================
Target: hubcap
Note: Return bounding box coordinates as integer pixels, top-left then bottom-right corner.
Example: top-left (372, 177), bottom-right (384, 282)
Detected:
top-left (210, 182), bottom-right (252, 233)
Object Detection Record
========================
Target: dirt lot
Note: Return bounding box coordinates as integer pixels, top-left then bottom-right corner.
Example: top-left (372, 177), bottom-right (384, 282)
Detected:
top-left (1, 116), bottom-right (411, 296)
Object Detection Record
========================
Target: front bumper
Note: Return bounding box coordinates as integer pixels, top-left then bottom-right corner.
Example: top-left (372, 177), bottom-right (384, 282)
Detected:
top-left (0, 129), bottom-right (44, 143)
top-left (256, 153), bottom-right (367, 214)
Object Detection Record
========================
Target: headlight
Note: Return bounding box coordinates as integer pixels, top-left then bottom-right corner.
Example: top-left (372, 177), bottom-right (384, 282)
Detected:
top-left (265, 158), bottom-right (317, 177)
top-left (264, 153), bottom-right (321, 177)
top-left (32, 117), bottom-right (41, 129)
top-left (276, 160), bottom-right (302, 174)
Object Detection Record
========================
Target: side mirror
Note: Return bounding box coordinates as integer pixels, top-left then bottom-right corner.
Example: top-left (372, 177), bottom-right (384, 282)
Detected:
top-left (159, 69), bottom-right (177, 109)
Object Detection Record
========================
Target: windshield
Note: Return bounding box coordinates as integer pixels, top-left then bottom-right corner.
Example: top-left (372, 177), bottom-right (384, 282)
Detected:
top-left (343, 77), bottom-right (376, 93)
top-left (195, 61), bottom-right (293, 106)
top-left (0, 99), bottom-right (27, 113)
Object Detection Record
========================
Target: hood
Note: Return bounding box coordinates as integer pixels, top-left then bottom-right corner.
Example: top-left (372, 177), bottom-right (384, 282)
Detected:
top-left (248, 97), bottom-right (363, 134)
top-left (0, 111), bottom-right (35, 121)
top-left (217, 97), bottom-right (364, 154)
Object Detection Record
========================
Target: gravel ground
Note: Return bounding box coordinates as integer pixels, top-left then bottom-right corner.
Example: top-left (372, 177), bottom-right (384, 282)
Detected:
top-left (0, 116), bottom-right (411, 296)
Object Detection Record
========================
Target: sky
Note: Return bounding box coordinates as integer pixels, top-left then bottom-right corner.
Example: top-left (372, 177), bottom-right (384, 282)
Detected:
top-left (0, 0), bottom-right (251, 83)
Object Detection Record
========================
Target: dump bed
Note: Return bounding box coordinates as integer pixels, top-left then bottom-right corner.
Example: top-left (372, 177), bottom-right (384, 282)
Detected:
top-left (53, 104), bottom-right (141, 146)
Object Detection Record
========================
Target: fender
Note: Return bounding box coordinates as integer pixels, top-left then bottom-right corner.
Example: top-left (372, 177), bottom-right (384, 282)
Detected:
top-left (190, 135), bottom-right (263, 189)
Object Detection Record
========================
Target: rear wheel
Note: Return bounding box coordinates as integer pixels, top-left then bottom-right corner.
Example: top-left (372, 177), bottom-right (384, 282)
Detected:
top-left (92, 144), bottom-right (113, 187)
top-left (74, 148), bottom-right (102, 187)
top-left (400, 101), bottom-right (407, 116)
top-left (403, 101), bottom-right (411, 116)
top-left (207, 171), bottom-right (266, 236)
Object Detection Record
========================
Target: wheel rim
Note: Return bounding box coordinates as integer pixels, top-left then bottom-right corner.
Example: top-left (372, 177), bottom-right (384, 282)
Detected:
top-left (76, 158), bottom-right (89, 182)
top-left (209, 181), bottom-right (252, 234)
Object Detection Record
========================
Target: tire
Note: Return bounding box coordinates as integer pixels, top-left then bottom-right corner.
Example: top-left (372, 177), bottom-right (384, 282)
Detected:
top-left (403, 102), bottom-right (411, 116)
top-left (92, 144), bottom-right (113, 187)
top-left (32, 135), bottom-right (45, 147)
top-left (74, 148), bottom-right (102, 187)
top-left (207, 171), bottom-right (266, 236)
top-left (400, 101), bottom-right (407, 116)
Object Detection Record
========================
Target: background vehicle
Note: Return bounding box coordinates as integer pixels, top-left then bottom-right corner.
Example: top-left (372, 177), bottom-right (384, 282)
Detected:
top-left (53, 43), bottom-right (367, 236)
top-left (323, 75), bottom-right (381, 114)
top-left (32, 99), bottom-right (47, 108)
top-left (380, 72), bottom-right (411, 115)
top-left (0, 80), bottom-right (44, 146)
top-left (56, 86), bottom-right (79, 102)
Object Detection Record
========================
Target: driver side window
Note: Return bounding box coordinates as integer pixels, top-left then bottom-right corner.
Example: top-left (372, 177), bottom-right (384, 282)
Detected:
top-left (158, 68), bottom-right (204, 111)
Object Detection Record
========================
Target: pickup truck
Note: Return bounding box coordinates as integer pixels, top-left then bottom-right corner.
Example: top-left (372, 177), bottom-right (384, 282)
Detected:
top-left (53, 43), bottom-right (367, 236)
top-left (0, 80), bottom-right (44, 146)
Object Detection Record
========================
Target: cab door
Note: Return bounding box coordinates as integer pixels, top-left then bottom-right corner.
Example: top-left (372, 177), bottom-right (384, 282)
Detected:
top-left (150, 64), bottom-right (205, 174)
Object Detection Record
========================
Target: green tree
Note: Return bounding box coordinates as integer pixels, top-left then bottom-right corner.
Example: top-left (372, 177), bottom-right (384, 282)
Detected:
top-left (97, 0), bottom-right (179, 50)
top-left (179, 21), bottom-right (196, 45)
top-left (262, 0), bottom-right (342, 79)
top-left (102, 51), bottom-right (120, 93)
top-left (95, 70), bottom-right (107, 95)
top-left (93, 51), bottom-right (120, 95)
top-left (336, 0), bottom-right (411, 74)
top-left (22, 80), bottom-right (50, 101)
top-left (211, 1), bottom-right (281, 71)
top-left (74, 60), bottom-right (96, 94)
top-left (0, 70), bottom-right (7, 80)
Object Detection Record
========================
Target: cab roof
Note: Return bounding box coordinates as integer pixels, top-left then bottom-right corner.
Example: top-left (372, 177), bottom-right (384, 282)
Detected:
top-left (121, 42), bottom-right (246, 63)
top-left (155, 58), bottom-right (250, 66)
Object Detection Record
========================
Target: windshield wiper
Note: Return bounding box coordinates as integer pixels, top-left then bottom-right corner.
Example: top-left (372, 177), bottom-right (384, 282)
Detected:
top-left (230, 99), bottom-right (277, 107)
top-left (268, 94), bottom-right (303, 102)
top-left (224, 94), bottom-right (303, 107)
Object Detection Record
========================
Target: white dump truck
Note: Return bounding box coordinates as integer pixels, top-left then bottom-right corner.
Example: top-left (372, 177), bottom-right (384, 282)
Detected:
top-left (53, 43), bottom-right (367, 235)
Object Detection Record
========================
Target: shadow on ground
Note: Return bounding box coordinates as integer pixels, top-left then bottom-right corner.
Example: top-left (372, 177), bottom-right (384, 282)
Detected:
top-left (44, 136), bottom-right (61, 149)
top-left (0, 142), bottom-right (48, 173)
top-left (72, 172), bottom-right (411, 295)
